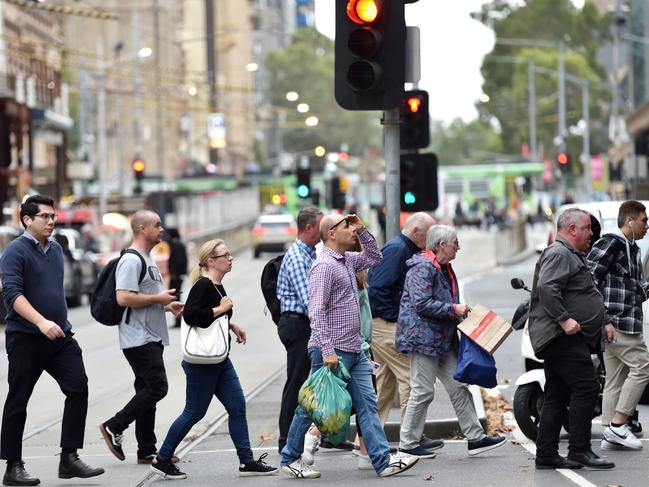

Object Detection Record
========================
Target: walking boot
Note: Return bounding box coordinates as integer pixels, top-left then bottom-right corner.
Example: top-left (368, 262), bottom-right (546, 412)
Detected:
top-left (3, 461), bottom-right (40, 486)
top-left (58, 451), bottom-right (105, 479)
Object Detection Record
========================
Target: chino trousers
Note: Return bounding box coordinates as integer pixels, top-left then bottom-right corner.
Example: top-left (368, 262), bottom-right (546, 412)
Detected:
top-left (1, 333), bottom-right (89, 461)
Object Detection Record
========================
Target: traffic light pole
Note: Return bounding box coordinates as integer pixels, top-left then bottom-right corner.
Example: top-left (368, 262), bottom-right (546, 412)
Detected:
top-left (384, 108), bottom-right (401, 241)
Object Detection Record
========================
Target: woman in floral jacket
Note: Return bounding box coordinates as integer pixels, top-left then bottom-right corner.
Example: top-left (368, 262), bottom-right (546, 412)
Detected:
top-left (396, 225), bottom-right (505, 458)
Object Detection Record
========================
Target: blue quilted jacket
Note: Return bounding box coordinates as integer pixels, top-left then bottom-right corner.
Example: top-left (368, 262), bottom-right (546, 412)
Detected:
top-left (395, 252), bottom-right (460, 357)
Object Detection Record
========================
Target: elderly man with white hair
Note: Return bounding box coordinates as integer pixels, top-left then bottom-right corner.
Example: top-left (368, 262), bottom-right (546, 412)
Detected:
top-left (396, 225), bottom-right (505, 458)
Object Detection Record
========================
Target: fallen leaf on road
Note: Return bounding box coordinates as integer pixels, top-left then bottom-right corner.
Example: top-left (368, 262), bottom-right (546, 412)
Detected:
top-left (423, 475), bottom-right (434, 481)
top-left (606, 484), bottom-right (622, 487)
top-left (481, 389), bottom-right (514, 435)
top-left (259, 433), bottom-right (273, 441)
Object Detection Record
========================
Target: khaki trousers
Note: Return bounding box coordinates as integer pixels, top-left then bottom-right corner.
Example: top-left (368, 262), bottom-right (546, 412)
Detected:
top-left (371, 317), bottom-right (411, 425)
top-left (602, 331), bottom-right (649, 424)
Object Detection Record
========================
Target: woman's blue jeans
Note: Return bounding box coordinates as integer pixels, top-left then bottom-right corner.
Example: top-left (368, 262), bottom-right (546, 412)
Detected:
top-left (280, 347), bottom-right (391, 473)
top-left (158, 358), bottom-right (254, 464)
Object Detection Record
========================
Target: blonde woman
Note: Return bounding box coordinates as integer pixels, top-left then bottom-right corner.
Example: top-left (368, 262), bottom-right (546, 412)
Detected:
top-left (151, 239), bottom-right (277, 479)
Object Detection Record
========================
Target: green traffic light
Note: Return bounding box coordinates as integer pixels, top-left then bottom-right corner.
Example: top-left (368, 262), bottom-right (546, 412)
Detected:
top-left (297, 185), bottom-right (310, 198)
top-left (404, 191), bottom-right (416, 205)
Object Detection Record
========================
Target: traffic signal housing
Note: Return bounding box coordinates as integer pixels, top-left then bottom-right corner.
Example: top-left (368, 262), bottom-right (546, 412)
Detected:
top-left (556, 151), bottom-right (571, 173)
top-left (334, 0), bottom-right (406, 110)
top-left (329, 176), bottom-right (346, 210)
top-left (400, 90), bottom-right (430, 149)
top-left (296, 167), bottom-right (311, 198)
top-left (132, 158), bottom-right (145, 181)
top-left (400, 153), bottom-right (438, 212)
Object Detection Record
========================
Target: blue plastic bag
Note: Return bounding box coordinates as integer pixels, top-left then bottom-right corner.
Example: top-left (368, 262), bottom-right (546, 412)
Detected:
top-left (453, 334), bottom-right (498, 388)
top-left (298, 362), bottom-right (352, 445)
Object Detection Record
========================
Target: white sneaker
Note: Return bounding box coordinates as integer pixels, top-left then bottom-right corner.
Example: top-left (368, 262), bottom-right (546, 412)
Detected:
top-left (302, 432), bottom-right (320, 466)
top-left (600, 438), bottom-right (631, 451)
top-left (358, 454), bottom-right (373, 470)
top-left (378, 454), bottom-right (419, 477)
top-left (603, 423), bottom-right (642, 450)
top-left (280, 459), bottom-right (321, 479)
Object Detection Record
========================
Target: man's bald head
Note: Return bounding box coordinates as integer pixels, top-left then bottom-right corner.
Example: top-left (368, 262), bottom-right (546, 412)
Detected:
top-left (320, 214), bottom-right (346, 242)
top-left (402, 212), bottom-right (435, 249)
top-left (131, 210), bottom-right (159, 236)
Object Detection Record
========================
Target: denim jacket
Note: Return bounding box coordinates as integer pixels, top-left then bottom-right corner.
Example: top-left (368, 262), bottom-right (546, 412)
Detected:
top-left (395, 252), bottom-right (460, 357)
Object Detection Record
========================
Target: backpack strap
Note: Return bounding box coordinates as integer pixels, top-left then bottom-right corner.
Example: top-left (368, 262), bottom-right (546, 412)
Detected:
top-left (120, 248), bottom-right (149, 324)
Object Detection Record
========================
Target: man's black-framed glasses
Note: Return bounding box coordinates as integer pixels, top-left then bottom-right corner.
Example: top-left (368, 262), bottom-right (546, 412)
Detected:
top-left (330, 217), bottom-right (350, 232)
top-left (34, 213), bottom-right (57, 221)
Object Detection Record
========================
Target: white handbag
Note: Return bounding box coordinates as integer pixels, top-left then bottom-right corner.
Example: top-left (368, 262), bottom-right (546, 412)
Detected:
top-left (181, 285), bottom-right (231, 364)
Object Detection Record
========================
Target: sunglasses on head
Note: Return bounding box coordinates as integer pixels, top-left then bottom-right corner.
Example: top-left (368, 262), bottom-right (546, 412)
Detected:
top-left (330, 217), bottom-right (350, 231)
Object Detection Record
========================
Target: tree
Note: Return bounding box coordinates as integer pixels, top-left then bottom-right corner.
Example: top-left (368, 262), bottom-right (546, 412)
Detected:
top-left (265, 28), bottom-right (381, 159)
top-left (431, 118), bottom-right (504, 165)
top-left (475, 0), bottom-right (611, 157)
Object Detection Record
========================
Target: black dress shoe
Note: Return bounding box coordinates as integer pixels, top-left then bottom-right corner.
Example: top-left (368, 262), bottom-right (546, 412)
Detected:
top-left (320, 439), bottom-right (355, 450)
top-left (3, 461), bottom-right (40, 486)
top-left (58, 452), bottom-right (105, 479)
top-left (567, 450), bottom-right (615, 470)
top-left (535, 455), bottom-right (583, 470)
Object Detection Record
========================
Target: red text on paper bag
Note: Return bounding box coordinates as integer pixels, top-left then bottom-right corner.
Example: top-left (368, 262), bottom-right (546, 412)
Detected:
top-left (458, 304), bottom-right (513, 354)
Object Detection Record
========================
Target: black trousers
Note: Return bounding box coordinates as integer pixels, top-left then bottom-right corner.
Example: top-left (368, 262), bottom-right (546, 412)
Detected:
top-left (107, 342), bottom-right (168, 457)
top-left (277, 313), bottom-right (311, 447)
top-left (536, 334), bottom-right (600, 458)
top-left (1, 333), bottom-right (89, 461)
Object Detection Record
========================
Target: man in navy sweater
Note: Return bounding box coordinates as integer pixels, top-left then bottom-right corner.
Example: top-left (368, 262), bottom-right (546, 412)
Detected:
top-left (0, 195), bottom-right (104, 486)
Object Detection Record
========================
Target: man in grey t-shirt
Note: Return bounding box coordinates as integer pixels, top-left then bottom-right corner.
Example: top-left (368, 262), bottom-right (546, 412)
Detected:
top-left (99, 210), bottom-right (184, 464)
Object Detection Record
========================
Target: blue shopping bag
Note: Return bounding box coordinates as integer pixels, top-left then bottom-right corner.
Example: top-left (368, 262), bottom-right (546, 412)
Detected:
top-left (453, 333), bottom-right (498, 388)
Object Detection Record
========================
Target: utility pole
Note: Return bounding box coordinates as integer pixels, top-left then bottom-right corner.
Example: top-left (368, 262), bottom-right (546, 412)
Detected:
top-left (558, 41), bottom-right (566, 151)
top-left (582, 80), bottom-right (591, 199)
top-left (153, 0), bottom-right (165, 183)
top-left (205, 0), bottom-right (219, 168)
top-left (97, 38), bottom-right (108, 219)
top-left (384, 108), bottom-right (400, 240)
top-left (527, 58), bottom-right (537, 161)
top-left (131, 10), bottom-right (143, 165)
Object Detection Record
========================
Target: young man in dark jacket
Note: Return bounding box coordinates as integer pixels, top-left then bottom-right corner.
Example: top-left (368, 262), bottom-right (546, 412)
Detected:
top-left (0, 195), bottom-right (104, 485)
top-left (587, 200), bottom-right (649, 450)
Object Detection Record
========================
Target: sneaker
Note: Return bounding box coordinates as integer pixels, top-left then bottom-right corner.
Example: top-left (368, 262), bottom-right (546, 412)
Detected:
top-left (627, 411), bottom-right (643, 438)
top-left (302, 431), bottom-right (320, 466)
top-left (239, 453), bottom-right (278, 477)
top-left (603, 423), bottom-right (642, 450)
top-left (600, 439), bottom-right (635, 451)
top-left (467, 436), bottom-right (506, 456)
top-left (420, 436), bottom-right (445, 451)
top-left (99, 423), bottom-right (125, 461)
top-left (280, 459), bottom-right (321, 479)
top-left (378, 454), bottom-right (419, 477)
top-left (358, 454), bottom-right (373, 470)
top-left (398, 446), bottom-right (437, 459)
top-left (150, 458), bottom-right (187, 480)
top-left (137, 453), bottom-right (180, 465)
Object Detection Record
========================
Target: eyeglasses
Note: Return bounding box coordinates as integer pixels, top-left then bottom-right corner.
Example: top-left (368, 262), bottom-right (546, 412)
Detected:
top-left (34, 213), bottom-right (57, 221)
top-left (329, 217), bottom-right (350, 232)
top-left (208, 252), bottom-right (232, 260)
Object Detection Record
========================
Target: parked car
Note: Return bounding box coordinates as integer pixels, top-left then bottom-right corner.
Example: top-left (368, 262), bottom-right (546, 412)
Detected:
top-left (53, 228), bottom-right (98, 307)
top-left (251, 214), bottom-right (298, 258)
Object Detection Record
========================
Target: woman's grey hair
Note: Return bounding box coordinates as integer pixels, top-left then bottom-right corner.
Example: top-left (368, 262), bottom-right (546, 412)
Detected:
top-left (426, 225), bottom-right (456, 252)
top-left (557, 208), bottom-right (589, 231)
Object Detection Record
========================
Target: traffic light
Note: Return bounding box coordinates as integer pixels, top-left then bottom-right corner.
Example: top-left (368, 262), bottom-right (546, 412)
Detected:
top-left (400, 90), bottom-right (430, 149)
top-left (330, 177), bottom-right (346, 210)
top-left (296, 167), bottom-right (311, 198)
top-left (400, 153), bottom-right (438, 212)
top-left (556, 151), bottom-right (571, 173)
top-left (334, 0), bottom-right (406, 110)
top-left (132, 158), bottom-right (145, 181)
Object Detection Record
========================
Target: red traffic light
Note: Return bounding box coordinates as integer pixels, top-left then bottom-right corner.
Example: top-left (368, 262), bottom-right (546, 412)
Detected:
top-left (557, 153), bottom-right (569, 165)
top-left (132, 159), bottom-right (145, 173)
top-left (346, 0), bottom-right (381, 25)
top-left (406, 97), bottom-right (422, 113)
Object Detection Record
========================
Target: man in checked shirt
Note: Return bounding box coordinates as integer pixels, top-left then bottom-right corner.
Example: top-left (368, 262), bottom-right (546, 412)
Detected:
top-left (587, 200), bottom-right (649, 451)
top-left (279, 213), bottom-right (419, 479)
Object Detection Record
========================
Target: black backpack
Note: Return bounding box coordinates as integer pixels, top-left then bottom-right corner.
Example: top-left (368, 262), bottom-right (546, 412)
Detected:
top-left (91, 249), bottom-right (147, 326)
top-left (260, 254), bottom-right (284, 325)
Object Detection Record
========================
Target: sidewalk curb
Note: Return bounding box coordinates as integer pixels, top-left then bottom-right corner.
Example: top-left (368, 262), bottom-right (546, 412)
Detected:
top-left (346, 385), bottom-right (487, 442)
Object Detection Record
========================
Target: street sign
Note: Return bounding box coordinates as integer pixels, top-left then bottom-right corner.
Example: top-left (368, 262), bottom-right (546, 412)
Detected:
top-left (207, 113), bottom-right (226, 149)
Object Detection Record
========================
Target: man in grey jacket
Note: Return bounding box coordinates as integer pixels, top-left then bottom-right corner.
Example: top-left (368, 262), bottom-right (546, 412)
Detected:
top-left (529, 208), bottom-right (616, 471)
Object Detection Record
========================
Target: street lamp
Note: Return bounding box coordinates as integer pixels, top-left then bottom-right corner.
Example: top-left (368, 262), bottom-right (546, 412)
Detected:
top-left (305, 116), bottom-right (319, 127)
top-left (297, 103), bottom-right (309, 113)
top-left (286, 91), bottom-right (299, 102)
